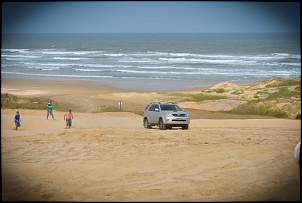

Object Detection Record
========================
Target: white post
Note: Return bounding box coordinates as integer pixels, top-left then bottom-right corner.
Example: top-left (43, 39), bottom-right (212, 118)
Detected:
top-left (118, 101), bottom-right (122, 112)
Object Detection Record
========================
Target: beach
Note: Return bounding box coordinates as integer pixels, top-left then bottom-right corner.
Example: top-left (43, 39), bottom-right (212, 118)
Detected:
top-left (1, 78), bottom-right (301, 201)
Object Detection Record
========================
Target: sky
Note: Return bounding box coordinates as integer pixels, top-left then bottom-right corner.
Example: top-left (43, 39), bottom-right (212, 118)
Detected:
top-left (2, 1), bottom-right (300, 33)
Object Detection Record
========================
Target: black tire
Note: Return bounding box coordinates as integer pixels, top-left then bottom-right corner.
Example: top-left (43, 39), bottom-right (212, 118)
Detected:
top-left (158, 118), bottom-right (166, 130)
top-left (182, 124), bottom-right (189, 130)
top-left (166, 126), bottom-right (172, 130)
top-left (143, 118), bottom-right (151, 129)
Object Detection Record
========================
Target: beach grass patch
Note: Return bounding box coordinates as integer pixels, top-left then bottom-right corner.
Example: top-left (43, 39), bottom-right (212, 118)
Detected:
top-left (165, 93), bottom-right (192, 102)
top-left (256, 90), bottom-right (268, 94)
top-left (231, 102), bottom-right (288, 118)
top-left (213, 88), bottom-right (225, 93)
top-left (266, 78), bottom-right (300, 88)
top-left (267, 87), bottom-right (300, 99)
top-left (167, 93), bottom-right (227, 102)
top-left (231, 89), bottom-right (244, 95)
top-left (190, 94), bottom-right (227, 102)
top-left (1, 93), bottom-right (71, 111)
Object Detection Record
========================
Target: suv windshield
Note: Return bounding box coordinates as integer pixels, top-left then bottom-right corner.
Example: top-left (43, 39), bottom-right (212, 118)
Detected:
top-left (160, 104), bottom-right (182, 111)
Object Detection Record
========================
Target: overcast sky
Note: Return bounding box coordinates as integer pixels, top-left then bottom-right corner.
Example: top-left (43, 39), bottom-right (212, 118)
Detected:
top-left (2, 1), bottom-right (300, 33)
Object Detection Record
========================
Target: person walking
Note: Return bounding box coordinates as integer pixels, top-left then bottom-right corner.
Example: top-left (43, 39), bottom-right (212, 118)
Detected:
top-left (64, 109), bottom-right (74, 128)
top-left (46, 99), bottom-right (55, 120)
top-left (14, 111), bottom-right (21, 130)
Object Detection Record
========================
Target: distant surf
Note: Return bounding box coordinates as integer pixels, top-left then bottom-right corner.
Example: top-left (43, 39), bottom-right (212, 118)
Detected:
top-left (2, 33), bottom-right (300, 90)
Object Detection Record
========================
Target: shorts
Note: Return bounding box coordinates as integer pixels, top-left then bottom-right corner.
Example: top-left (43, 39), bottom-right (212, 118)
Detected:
top-left (15, 121), bottom-right (21, 127)
top-left (47, 109), bottom-right (53, 116)
top-left (66, 119), bottom-right (72, 127)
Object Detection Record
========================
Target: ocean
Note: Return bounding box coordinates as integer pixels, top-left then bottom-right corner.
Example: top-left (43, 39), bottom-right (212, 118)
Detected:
top-left (1, 33), bottom-right (300, 90)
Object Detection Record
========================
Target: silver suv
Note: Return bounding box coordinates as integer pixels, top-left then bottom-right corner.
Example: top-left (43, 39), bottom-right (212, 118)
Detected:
top-left (143, 102), bottom-right (190, 130)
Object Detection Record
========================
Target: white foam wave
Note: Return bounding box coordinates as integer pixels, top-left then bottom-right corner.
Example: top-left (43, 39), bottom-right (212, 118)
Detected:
top-left (158, 57), bottom-right (258, 65)
top-left (74, 68), bottom-right (107, 72)
top-left (2, 54), bottom-right (41, 58)
top-left (104, 54), bottom-right (126, 57)
top-left (24, 62), bottom-right (71, 66)
top-left (27, 66), bottom-right (61, 70)
top-left (53, 57), bottom-right (83, 60)
top-left (280, 63), bottom-right (301, 66)
top-left (5, 58), bottom-right (25, 61)
top-left (41, 50), bottom-right (104, 55)
top-left (1, 49), bottom-right (30, 53)
top-left (41, 67), bottom-right (61, 71)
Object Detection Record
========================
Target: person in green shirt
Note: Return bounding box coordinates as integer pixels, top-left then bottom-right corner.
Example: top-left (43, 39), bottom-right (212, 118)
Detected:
top-left (46, 99), bottom-right (55, 120)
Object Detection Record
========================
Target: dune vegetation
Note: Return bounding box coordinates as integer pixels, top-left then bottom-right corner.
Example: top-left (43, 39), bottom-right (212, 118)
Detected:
top-left (1, 77), bottom-right (300, 119)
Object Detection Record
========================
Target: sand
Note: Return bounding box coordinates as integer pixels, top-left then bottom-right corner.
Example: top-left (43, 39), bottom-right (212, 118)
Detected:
top-left (1, 78), bottom-right (301, 201)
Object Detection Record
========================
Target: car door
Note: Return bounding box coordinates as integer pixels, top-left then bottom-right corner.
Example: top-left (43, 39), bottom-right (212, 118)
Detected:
top-left (148, 104), bottom-right (159, 124)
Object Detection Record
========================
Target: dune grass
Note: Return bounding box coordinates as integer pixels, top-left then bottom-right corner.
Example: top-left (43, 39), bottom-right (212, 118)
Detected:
top-left (167, 93), bottom-right (227, 102)
top-left (230, 81), bottom-right (301, 119)
top-left (1, 93), bottom-right (70, 112)
top-left (230, 102), bottom-right (288, 118)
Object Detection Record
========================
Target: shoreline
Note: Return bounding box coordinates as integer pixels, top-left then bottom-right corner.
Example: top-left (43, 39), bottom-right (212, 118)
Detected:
top-left (2, 75), bottom-right (300, 93)
top-left (1, 77), bottom-right (209, 93)
top-left (1, 75), bottom-right (212, 92)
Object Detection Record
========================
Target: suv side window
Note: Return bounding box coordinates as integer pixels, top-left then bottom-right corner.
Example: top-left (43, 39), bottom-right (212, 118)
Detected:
top-left (149, 104), bottom-right (159, 111)
top-left (144, 104), bottom-right (151, 111)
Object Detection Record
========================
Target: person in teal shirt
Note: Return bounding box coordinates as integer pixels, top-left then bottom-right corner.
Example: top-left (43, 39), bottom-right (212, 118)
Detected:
top-left (46, 99), bottom-right (55, 120)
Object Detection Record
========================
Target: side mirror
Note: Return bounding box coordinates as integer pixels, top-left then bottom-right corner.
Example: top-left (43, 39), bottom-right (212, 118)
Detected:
top-left (155, 108), bottom-right (159, 112)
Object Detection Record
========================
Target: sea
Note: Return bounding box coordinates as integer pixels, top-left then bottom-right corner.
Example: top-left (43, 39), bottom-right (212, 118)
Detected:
top-left (1, 33), bottom-right (301, 91)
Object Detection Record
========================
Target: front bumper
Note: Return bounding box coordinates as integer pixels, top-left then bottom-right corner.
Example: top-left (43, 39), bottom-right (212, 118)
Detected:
top-left (164, 117), bottom-right (190, 125)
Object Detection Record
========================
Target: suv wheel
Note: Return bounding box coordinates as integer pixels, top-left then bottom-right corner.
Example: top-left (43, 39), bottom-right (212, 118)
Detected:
top-left (158, 118), bottom-right (166, 130)
top-left (182, 124), bottom-right (189, 130)
top-left (143, 118), bottom-right (151, 129)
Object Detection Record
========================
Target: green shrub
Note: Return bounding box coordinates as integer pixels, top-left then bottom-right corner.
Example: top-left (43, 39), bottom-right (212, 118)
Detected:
top-left (167, 93), bottom-right (227, 102)
top-left (266, 78), bottom-right (300, 88)
top-left (190, 94), bottom-right (227, 102)
top-left (231, 102), bottom-right (288, 118)
top-left (214, 88), bottom-right (225, 93)
top-left (267, 88), bottom-right (300, 99)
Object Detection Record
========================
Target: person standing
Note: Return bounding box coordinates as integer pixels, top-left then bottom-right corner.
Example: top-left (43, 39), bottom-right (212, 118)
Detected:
top-left (46, 99), bottom-right (55, 120)
top-left (64, 109), bottom-right (74, 128)
top-left (14, 111), bottom-right (21, 130)
top-left (294, 141), bottom-right (300, 175)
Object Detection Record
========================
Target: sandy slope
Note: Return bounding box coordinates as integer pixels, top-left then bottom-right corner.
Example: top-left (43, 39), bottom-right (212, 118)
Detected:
top-left (1, 109), bottom-right (300, 201)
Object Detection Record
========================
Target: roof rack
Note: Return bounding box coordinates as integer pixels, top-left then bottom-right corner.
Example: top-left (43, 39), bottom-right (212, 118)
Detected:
top-left (162, 101), bottom-right (175, 104)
